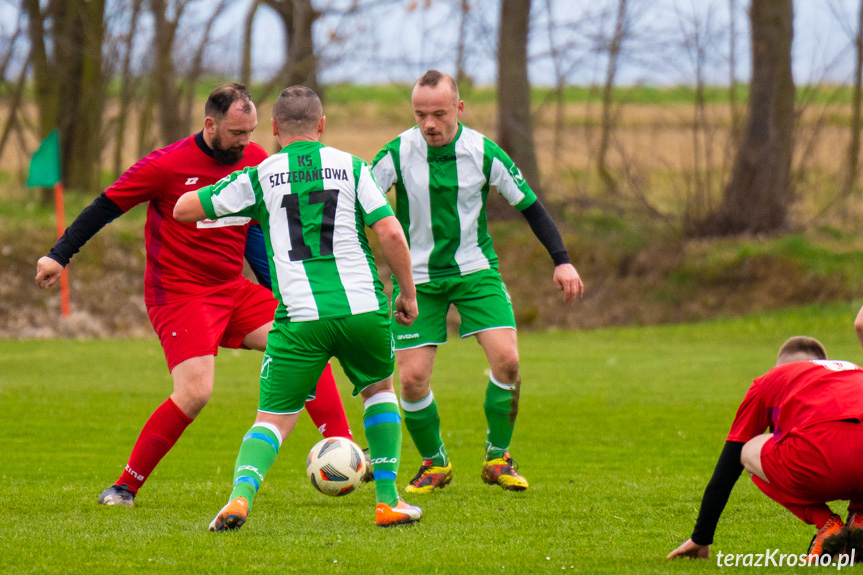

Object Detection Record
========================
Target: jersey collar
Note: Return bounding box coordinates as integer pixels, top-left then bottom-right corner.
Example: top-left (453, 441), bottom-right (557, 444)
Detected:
top-left (194, 131), bottom-right (216, 159)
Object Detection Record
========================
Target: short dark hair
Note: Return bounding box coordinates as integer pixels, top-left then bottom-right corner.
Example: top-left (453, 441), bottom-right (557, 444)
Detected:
top-left (777, 336), bottom-right (827, 364)
top-left (205, 83), bottom-right (252, 119)
top-left (272, 85), bottom-right (323, 135)
top-left (414, 70), bottom-right (459, 102)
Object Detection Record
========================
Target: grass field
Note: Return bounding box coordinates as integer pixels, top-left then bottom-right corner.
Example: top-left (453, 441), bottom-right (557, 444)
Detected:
top-left (3, 302), bottom-right (863, 573)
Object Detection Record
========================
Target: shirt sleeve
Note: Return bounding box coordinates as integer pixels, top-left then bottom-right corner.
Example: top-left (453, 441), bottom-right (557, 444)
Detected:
top-left (371, 145), bottom-right (398, 193)
top-left (485, 139), bottom-right (537, 211)
top-left (520, 201), bottom-right (571, 266)
top-left (690, 441), bottom-right (745, 546)
top-left (726, 379), bottom-right (770, 443)
top-left (104, 151), bottom-right (164, 211)
top-left (46, 192), bottom-right (125, 266)
top-left (356, 161), bottom-right (394, 226)
top-left (197, 166), bottom-right (260, 220)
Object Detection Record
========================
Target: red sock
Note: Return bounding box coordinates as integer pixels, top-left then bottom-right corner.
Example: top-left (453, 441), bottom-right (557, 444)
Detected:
top-left (116, 398), bottom-right (193, 493)
top-left (305, 363), bottom-right (352, 439)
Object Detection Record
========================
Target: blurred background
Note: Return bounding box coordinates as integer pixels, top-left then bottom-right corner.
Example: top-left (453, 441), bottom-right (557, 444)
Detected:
top-left (4, 0), bottom-right (863, 338)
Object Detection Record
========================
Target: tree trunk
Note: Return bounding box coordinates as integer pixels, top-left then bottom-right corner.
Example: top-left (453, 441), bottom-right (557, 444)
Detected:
top-left (64, 0), bottom-right (105, 192)
top-left (241, 0), bottom-right (263, 87)
top-left (700, 0), bottom-right (795, 236)
top-left (25, 0), bottom-right (105, 195)
top-left (842, 0), bottom-right (863, 197)
top-left (149, 0), bottom-right (185, 145)
top-left (597, 0), bottom-right (628, 197)
top-left (114, 0), bottom-right (144, 179)
top-left (497, 0), bottom-right (541, 218)
top-left (288, 0), bottom-right (319, 93)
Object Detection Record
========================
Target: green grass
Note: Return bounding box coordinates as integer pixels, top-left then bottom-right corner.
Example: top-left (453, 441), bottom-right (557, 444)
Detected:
top-left (3, 302), bottom-right (863, 573)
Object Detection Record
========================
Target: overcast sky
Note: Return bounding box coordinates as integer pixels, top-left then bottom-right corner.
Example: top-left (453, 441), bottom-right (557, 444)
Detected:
top-left (1, 0), bottom-right (860, 87)
top-left (210, 0), bottom-right (863, 87)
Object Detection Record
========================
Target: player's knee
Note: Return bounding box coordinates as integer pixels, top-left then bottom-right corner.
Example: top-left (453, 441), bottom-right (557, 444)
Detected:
top-left (494, 353), bottom-right (520, 382)
top-left (398, 369), bottom-right (431, 400)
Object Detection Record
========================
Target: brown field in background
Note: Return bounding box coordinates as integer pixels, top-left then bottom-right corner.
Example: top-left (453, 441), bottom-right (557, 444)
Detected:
top-left (1, 99), bottom-right (858, 193)
top-left (3, 98), bottom-right (863, 338)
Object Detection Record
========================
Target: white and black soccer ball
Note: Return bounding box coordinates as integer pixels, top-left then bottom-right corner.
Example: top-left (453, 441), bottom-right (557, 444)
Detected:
top-left (306, 436), bottom-right (366, 496)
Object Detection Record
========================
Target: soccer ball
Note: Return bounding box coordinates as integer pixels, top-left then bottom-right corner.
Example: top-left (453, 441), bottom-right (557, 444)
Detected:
top-left (306, 436), bottom-right (366, 496)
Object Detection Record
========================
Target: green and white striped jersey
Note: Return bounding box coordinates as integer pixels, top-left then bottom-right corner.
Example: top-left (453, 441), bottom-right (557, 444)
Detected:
top-left (372, 123), bottom-right (537, 284)
top-left (198, 140), bottom-right (393, 322)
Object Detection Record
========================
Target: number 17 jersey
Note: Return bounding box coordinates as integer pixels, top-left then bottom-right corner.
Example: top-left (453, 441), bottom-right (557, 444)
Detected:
top-left (197, 140), bottom-right (394, 322)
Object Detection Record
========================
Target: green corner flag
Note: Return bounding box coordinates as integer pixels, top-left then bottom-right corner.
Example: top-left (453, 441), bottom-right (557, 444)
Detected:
top-left (27, 130), bottom-right (61, 188)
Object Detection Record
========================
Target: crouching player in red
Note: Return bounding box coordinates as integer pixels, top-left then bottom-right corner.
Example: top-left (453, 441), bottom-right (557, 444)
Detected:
top-left (34, 83), bottom-right (353, 508)
top-left (668, 336), bottom-right (863, 563)
top-left (175, 85), bottom-right (422, 529)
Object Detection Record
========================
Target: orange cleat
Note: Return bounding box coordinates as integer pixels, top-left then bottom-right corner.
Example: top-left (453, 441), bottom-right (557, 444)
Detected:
top-left (375, 497), bottom-right (422, 527)
top-left (208, 497), bottom-right (249, 532)
top-left (807, 514), bottom-right (846, 563)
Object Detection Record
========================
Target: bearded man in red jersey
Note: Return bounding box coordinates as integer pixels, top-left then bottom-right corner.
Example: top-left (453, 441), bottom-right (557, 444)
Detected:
top-left (35, 83), bottom-right (353, 507)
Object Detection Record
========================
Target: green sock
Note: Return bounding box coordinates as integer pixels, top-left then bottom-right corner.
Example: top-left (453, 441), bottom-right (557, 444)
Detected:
top-left (363, 392), bottom-right (402, 507)
top-left (228, 423), bottom-right (281, 510)
top-left (484, 376), bottom-right (519, 460)
top-left (400, 390), bottom-right (448, 467)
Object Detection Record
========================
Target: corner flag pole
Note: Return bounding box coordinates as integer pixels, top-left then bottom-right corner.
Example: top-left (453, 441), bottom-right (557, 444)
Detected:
top-left (54, 181), bottom-right (70, 317)
top-left (27, 130), bottom-right (69, 318)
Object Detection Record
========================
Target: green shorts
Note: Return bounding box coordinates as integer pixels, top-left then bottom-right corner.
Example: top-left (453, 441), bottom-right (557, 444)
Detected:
top-left (258, 308), bottom-right (394, 414)
top-left (391, 268), bottom-right (516, 350)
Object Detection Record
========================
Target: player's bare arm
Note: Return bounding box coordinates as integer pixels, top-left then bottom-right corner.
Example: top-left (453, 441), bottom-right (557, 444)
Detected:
top-left (35, 256), bottom-right (64, 289)
top-left (667, 539), bottom-right (710, 559)
top-left (554, 263), bottom-right (584, 304)
top-left (371, 215), bottom-right (417, 326)
top-left (173, 192), bottom-right (207, 222)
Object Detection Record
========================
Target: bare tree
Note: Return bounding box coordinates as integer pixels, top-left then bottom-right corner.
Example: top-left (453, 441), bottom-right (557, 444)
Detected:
top-left (676, 1), bottom-right (726, 231)
top-left (245, 0), bottom-right (320, 102)
top-left (112, 0), bottom-right (144, 179)
top-left (596, 0), bottom-right (628, 196)
top-left (841, 0), bottom-right (863, 197)
top-left (25, 0), bottom-right (107, 193)
top-left (727, 0), bottom-right (743, 147)
top-left (497, 0), bottom-right (542, 206)
top-left (700, 0), bottom-right (795, 235)
top-left (148, 0), bottom-right (187, 145)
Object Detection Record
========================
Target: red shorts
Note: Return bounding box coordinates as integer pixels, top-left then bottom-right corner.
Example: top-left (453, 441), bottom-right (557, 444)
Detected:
top-left (147, 279), bottom-right (278, 371)
top-left (753, 420), bottom-right (863, 508)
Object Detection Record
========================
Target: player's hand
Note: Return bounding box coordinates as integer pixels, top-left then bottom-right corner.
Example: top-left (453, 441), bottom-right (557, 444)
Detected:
top-left (666, 539), bottom-right (710, 559)
top-left (393, 293), bottom-right (418, 326)
top-left (553, 263), bottom-right (583, 304)
top-left (35, 256), bottom-right (64, 289)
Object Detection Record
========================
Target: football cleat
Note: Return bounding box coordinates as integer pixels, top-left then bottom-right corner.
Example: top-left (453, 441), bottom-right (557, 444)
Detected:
top-left (845, 512), bottom-right (863, 562)
top-left (481, 453), bottom-right (528, 491)
top-left (208, 497), bottom-right (249, 532)
top-left (97, 483), bottom-right (136, 507)
top-left (405, 460), bottom-right (452, 494)
top-left (376, 497), bottom-right (422, 527)
top-left (806, 514), bottom-right (846, 563)
top-left (361, 448), bottom-right (374, 483)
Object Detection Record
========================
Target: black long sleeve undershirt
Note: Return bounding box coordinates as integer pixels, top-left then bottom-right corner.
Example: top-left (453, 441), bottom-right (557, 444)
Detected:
top-left (519, 200), bottom-right (570, 266)
top-left (45, 192), bottom-right (125, 266)
top-left (690, 441), bottom-right (745, 546)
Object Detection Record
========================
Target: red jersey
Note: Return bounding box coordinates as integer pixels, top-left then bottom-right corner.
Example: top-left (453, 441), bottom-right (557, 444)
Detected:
top-left (105, 133), bottom-right (269, 305)
top-left (727, 360), bottom-right (863, 444)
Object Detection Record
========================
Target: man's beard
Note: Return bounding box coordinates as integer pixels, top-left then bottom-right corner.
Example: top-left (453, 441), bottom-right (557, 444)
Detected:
top-left (211, 133), bottom-right (246, 165)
